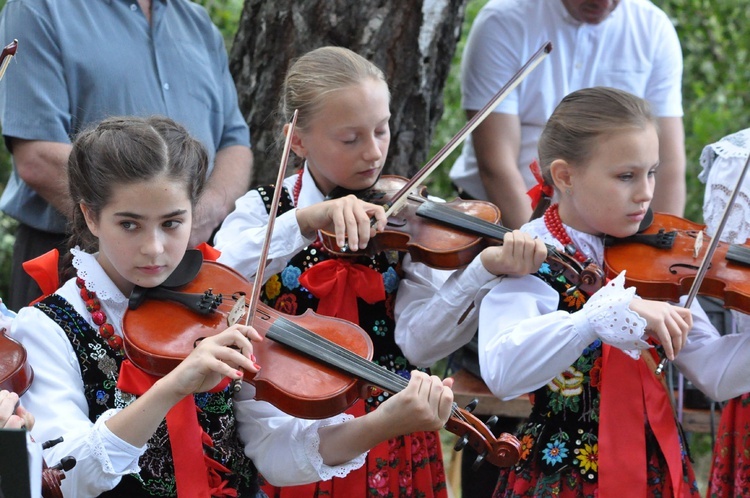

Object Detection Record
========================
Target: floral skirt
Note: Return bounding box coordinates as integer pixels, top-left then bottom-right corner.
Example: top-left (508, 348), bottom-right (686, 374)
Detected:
top-left (492, 429), bottom-right (700, 498)
top-left (260, 399), bottom-right (447, 498)
top-left (707, 393), bottom-right (750, 497)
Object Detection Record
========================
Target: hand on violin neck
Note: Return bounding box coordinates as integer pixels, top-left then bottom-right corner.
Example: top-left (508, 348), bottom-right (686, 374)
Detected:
top-left (296, 195), bottom-right (387, 251)
top-left (371, 371), bottom-right (454, 438)
top-left (628, 298), bottom-right (692, 361)
top-left (480, 230), bottom-right (548, 276)
top-left (316, 371), bottom-right (453, 467)
top-left (0, 390), bottom-right (34, 430)
top-left (163, 323), bottom-right (262, 398)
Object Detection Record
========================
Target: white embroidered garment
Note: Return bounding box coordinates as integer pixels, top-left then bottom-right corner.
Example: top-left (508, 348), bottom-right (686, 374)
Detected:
top-left (11, 250), bottom-right (368, 497)
top-left (478, 217), bottom-right (750, 403)
top-left (699, 128), bottom-right (750, 245)
top-left (699, 128), bottom-right (750, 336)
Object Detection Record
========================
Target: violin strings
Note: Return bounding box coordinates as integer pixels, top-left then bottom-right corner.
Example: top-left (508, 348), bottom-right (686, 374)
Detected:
top-left (417, 202), bottom-right (567, 260)
top-left (266, 317), bottom-right (466, 419)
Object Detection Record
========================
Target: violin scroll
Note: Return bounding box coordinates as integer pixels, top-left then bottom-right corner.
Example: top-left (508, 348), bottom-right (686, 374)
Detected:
top-left (444, 404), bottom-right (520, 468)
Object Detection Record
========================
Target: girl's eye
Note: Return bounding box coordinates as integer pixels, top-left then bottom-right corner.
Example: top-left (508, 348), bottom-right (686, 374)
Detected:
top-left (618, 173), bottom-right (634, 181)
top-left (342, 137), bottom-right (357, 145)
top-left (120, 221), bottom-right (137, 231)
top-left (163, 220), bottom-right (182, 229)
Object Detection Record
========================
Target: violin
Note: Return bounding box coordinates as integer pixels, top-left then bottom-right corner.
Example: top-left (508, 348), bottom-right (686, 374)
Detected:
top-left (322, 175), bottom-right (605, 296)
top-left (604, 212), bottom-right (750, 313)
top-left (0, 327), bottom-right (34, 395)
top-left (323, 175), bottom-right (502, 269)
top-left (123, 256), bottom-right (521, 468)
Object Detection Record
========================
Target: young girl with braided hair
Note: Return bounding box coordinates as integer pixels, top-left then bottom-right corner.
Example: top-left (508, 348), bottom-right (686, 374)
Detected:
top-left (9, 115), bottom-right (455, 498)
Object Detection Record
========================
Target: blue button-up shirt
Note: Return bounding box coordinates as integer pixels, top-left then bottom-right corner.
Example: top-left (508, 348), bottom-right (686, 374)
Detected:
top-left (0, 0), bottom-right (250, 232)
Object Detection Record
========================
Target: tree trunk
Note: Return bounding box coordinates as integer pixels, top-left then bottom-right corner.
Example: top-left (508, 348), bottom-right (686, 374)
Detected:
top-left (229, 0), bottom-right (467, 187)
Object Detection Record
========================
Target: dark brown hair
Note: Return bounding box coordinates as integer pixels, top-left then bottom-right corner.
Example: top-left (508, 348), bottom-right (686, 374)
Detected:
top-left (67, 115), bottom-right (208, 253)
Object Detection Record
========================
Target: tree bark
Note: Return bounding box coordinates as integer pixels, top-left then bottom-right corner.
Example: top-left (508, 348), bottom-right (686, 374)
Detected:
top-left (229, 0), bottom-right (467, 186)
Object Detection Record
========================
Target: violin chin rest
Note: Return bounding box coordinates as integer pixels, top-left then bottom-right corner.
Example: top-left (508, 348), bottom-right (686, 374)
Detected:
top-left (162, 249), bottom-right (204, 288)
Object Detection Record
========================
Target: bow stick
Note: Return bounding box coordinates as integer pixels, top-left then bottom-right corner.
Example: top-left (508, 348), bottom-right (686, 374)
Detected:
top-left (655, 149), bottom-right (750, 379)
top-left (0, 39), bottom-right (17, 81)
top-left (381, 41), bottom-right (552, 219)
top-left (231, 109), bottom-right (298, 392)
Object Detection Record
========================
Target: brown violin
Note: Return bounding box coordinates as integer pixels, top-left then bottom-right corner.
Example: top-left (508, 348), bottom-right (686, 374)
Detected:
top-left (322, 175), bottom-right (605, 296)
top-left (604, 212), bottom-right (750, 312)
top-left (321, 175), bottom-right (503, 269)
top-left (0, 327), bottom-right (33, 395)
top-left (123, 256), bottom-right (521, 468)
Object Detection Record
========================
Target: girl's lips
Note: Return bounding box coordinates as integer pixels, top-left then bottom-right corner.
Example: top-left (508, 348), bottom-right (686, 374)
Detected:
top-left (137, 265), bottom-right (165, 275)
top-left (627, 211), bottom-right (646, 221)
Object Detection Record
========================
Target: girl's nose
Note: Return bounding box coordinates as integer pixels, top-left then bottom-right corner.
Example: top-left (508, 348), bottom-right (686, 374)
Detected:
top-left (141, 230), bottom-right (165, 256)
top-left (362, 135), bottom-right (383, 162)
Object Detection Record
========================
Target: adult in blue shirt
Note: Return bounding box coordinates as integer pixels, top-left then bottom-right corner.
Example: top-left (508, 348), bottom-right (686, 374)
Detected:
top-left (0, 0), bottom-right (252, 311)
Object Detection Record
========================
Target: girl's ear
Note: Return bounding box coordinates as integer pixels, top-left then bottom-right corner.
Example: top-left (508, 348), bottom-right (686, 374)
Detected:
top-left (79, 203), bottom-right (100, 238)
top-left (549, 159), bottom-right (574, 192)
top-left (285, 122), bottom-right (306, 158)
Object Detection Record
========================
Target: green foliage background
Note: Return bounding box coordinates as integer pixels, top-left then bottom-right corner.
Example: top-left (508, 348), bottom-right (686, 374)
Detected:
top-left (0, 0), bottom-right (749, 295)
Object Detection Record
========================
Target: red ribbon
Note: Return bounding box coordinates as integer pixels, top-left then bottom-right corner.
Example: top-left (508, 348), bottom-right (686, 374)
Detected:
top-left (23, 248), bottom-right (60, 305)
top-left (598, 345), bottom-right (684, 497)
top-left (195, 242), bottom-right (221, 262)
top-left (526, 159), bottom-right (554, 209)
top-left (298, 259), bottom-right (385, 323)
top-left (117, 360), bottom-right (234, 497)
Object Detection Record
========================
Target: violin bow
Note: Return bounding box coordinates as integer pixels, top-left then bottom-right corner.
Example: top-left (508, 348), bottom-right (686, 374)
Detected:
top-left (654, 150), bottom-right (750, 376)
top-left (0, 39), bottom-right (17, 81)
top-left (381, 41), bottom-right (552, 218)
top-left (231, 109), bottom-right (298, 392)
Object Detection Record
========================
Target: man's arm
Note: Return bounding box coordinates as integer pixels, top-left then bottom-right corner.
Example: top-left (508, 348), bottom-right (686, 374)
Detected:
top-left (652, 116), bottom-right (686, 216)
top-left (471, 110), bottom-right (531, 229)
top-left (11, 139), bottom-right (74, 219)
top-left (190, 144), bottom-right (253, 246)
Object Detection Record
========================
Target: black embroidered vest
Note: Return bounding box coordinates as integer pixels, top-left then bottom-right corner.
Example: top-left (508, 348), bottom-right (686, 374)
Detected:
top-left (256, 185), bottom-right (425, 411)
top-left (36, 294), bottom-right (258, 497)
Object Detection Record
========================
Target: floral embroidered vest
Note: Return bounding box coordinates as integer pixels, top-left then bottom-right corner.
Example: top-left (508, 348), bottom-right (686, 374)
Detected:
top-left (36, 294), bottom-right (258, 497)
top-left (257, 185), bottom-right (424, 411)
top-left (514, 262), bottom-right (604, 483)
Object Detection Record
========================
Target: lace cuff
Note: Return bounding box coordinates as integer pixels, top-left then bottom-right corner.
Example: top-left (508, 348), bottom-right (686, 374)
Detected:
top-left (583, 272), bottom-right (649, 359)
top-left (303, 413), bottom-right (367, 481)
top-left (86, 409), bottom-right (143, 475)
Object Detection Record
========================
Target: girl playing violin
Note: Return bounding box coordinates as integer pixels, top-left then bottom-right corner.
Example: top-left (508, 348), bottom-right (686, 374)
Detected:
top-left (8, 115), bottom-right (455, 498)
top-left (213, 46), bottom-right (547, 498)
top-left (477, 87), bottom-right (750, 497)
top-left (700, 127), bottom-right (750, 498)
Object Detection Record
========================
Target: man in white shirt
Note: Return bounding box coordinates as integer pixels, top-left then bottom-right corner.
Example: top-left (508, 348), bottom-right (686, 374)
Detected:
top-left (449, 0), bottom-right (685, 228)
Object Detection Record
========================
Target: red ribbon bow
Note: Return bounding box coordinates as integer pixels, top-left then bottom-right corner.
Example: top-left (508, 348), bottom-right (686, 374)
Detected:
top-left (526, 159), bottom-right (554, 209)
top-left (298, 258), bottom-right (385, 323)
top-left (598, 345), bottom-right (684, 497)
top-left (23, 249), bottom-right (60, 305)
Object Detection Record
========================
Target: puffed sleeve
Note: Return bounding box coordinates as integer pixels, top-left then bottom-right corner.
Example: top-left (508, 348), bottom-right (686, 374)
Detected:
top-left (11, 306), bottom-right (144, 498)
top-left (233, 386), bottom-right (365, 486)
top-left (395, 256), bottom-right (499, 367)
top-left (215, 189), bottom-right (314, 281)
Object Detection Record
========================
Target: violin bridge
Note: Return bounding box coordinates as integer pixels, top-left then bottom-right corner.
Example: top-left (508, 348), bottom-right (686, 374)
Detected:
top-left (227, 295), bottom-right (246, 326)
top-left (693, 231), bottom-right (704, 259)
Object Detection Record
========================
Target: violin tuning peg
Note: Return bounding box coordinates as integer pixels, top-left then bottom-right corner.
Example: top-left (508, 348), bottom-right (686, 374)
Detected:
top-left (41, 436), bottom-right (64, 450)
top-left (453, 434), bottom-right (470, 452)
top-left (485, 415), bottom-right (499, 430)
top-left (472, 451), bottom-right (487, 471)
top-left (464, 398), bottom-right (479, 413)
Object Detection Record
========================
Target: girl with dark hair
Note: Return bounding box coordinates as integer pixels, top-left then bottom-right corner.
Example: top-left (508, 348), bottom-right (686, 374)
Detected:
top-left (9, 115), bottom-right (455, 498)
